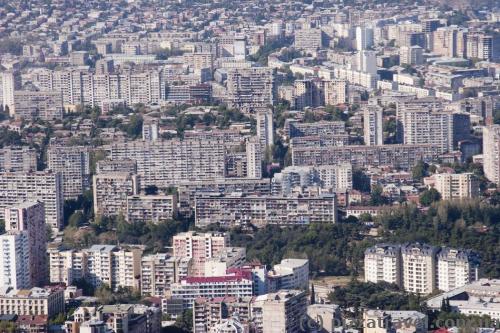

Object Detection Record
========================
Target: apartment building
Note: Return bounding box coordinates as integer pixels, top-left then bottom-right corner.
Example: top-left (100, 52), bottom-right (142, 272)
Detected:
top-left (256, 109), bottom-right (274, 150)
top-left (254, 290), bottom-right (308, 333)
top-left (0, 146), bottom-right (37, 172)
top-left (295, 28), bottom-right (324, 50)
top-left (204, 247), bottom-right (247, 277)
top-left (246, 139), bottom-right (263, 179)
top-left (364, 244), bottom-right (402, 287)
top-left (437, 248), bottom-right (479, 292)
top-left (291, 144), bottom-right (440, 170)
top-left (0, 287), bottom-right (64, 317)
top-left (286, 120), bottom-right (346, 139)
top-left (4, 202), bottom-right (47, 287)
top-left (93, 172), bottom-right (140, 217)
top-left (173, 231), bottom-right (229, 277)
top-left (401, 243), bottom-right (438, 294)
top-left (0, 171), bottom-right (63, 231)
top-left (170, 269), bottom-right (255, 309)
top-left (96, 159), bottom-right (137, 174)
top-left (85, 245), bottom-right (143, 291)
top-left (271, 164), bottom-right (352, 196)
top-left (140, 254), bottom-right (191, 297)
top-left (267, 259), bottom-right (309, 292)
top-left (0, 231), bottom-right (30, 290)
top-left (325, 79), bottom-right (348, 105)
top-left (363, 105), bottom-right (384, 146)
top-left (126, 194), bottom-right (177, 223)
top-left (225, 67), bottom-right (275, 111)
top-left (108, 139), bottom-right (226, 188)
top-left (47, 144), bottom-right (90, 199)
top-left (195, 193), bottom-right (338, 227)
top-left (48, 248), bottom-right (87, 286)
top-left (11, 90), bottom-right (64, 120)
top-left (30, 68), bottom-right (164, 107)
top-left (483, 125), bottom-right (500, 185)
top-left (177, 178), bottom-right (271, 213)
top-left (193, 296), bottom-right (253, 333)
top-left (365, 243), bottom-right (479, 294)
top-left (433, 173), bottom-right (479, 200)
top-left (399, 108), bottom-right (456, 153)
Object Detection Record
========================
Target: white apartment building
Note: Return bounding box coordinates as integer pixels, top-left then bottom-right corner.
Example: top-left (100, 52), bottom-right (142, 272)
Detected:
top-left (173, 231), bottom-right (229, 277)
top-left (437, 248), bottom-right (479, 292)
top-left (246, 139), bottom-right (263, 179)
top-left (401, 243), bottom-right (438, 295)
top-left (12, 90), bottom-right (64, 120)
top-left (0, 231), bottom-right (30, 290)
top-left (399, 108), bottom-right (454, 154)
top-left (48, 144), bottom-right (90, 200)
top-left (364, 105), bottom-right (384, 146)
top-left (5, 202), bottom-right (47, 287)
top-left (483, 125), bottom-right (500, 185)
top-left (256, 110), bottom-right (274, 150)
top-left (85, 245), bottom-right (143, 291)
top-left (433, 173), bottom-right (479, 200)
top-left (170, 270), bottom-right (255, 309)
top-left (267, 259), bottom-right (309, 292)
top-left (140, 254), bottom-right (191, 297)
top-left (48, 248), bottom-right (87, 286)
top-left (93, 172), bottom-right (140, 217)
top-left (364, 244), bottom-right (402, 287)
top-left (30, 68), bottom-right (164, 107)
top-left (126, 194), bottom-right (177, 224)
top-left (0, 286), bottom-right (64, 317)
top-left (0, 171), bottom-right (64, 231)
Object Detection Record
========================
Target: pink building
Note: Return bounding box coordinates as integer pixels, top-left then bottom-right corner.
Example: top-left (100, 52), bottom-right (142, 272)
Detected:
top-left (172, 231), bottom-right (229, 277)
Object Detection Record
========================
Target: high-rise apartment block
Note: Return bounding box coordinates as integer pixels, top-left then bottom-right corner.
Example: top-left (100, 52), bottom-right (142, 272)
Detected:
top-left (0, 231), bottom-right (30, 290)
top-left (364, 105), bottom-right (384, 146)
top-left (125, 194), bottom-right (177, 223)
top-left (356, 26), bottom-right (374, 50)
top-left (294, 28), bottom-right (324, 50)
top-left (108, 139), bottom-right (226, 188)
top-left (195, 194), bottom-right (337, 227)
top-left (48, 144), bottom-right (90, 200)
top-left (433, 173), bottom-right (479, 199)
top-left (256, 109), bottom-right (274, 150)
top-left (140, 254), bottom-right (191, 297)
top-left (4, 202), bottom-right (47, 287)
top-left (49, 245), bottom-right (143, 291)
top-left (225, 67), bottom-right (275, 111)
top-left (93, 172), bottom-right (140, 217)
top-left (172, 231), bottom-right (229, 277)
top-left (437, 248), bottom-right (479, 292)
top-left (365, 243), bottom-right (478, 294)
top-left (0, 287), bottom-right (64, 317)
top-left (483, 125), bottom-right (500, 185)
top-left (364, 244), bottom-right (402, 287)
top-left (0, 171), bottom-right (63, 231)
top-left (401, 243), bottom-right (438, 294)
top-left (0, 146), bottom-right (37, 172)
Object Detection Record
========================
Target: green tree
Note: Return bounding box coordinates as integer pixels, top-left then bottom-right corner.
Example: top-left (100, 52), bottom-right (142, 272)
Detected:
top-left (68, 211), bottom-right (85, 227)
top-left (419, 188), bottom-right (441, 206)
top-left (174, 309), bottom-right (193, 332)
top-left (412, 160), bottom-right (428, 181)
top-left (370, 185), bottom-right (389, 206)
top-left (353, 170), bottom-right (371, 193)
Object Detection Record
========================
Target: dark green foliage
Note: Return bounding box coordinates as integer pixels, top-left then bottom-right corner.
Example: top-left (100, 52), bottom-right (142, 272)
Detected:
top-left (352, 169), bottom-right (371, 193)
top-left (370, 185), bottom-right (389, 206)
top-left (329, 281), bottom-right (422, 312)
top-left (419, 188), bottom-right (441, 206)
top-left (377, 201), bottom-right (500, 277)
top-left (231, 223), bottom-right (368, 276)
